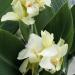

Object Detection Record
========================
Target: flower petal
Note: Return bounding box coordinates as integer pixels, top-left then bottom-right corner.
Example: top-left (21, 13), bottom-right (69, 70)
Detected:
top-left (28, 53), bottom-right (40, 63)
top-left (26, 33), bottom-right (42, 53)
top-left (44, 0), bottom-right (51, 7)
top-left (17, 48), bottom-right (40, 63)
top-left (58, 44), bottom-right (68, 57)
top-left (57, 38), bottom-right (65, 46)
top-left (1, 12), bottom-right (19, 22)
top-left (41, 30), bottom-right (54, 48)
top-left (39, 45), bottom-right (57, 57)
top-left (19, 59), bottom-right (29, 74)
top-left (21, 17), bottom-right (35, 25)
top-left (17, 49), bottom-right (28, 60)
top-left (12, 0), bottom-right (26, 18)
top-left (39, 57), bottom-right (55, 69)
top-left (56, 62), bottom-right (62, 71)
top-left (27, 4), bottom-right (39, 17)
top-left (11, 0), bottom-right (18, 5)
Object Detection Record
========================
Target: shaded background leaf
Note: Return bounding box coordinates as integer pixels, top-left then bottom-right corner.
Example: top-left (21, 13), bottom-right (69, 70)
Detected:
top-left (0, 0), bottom-right (12, 23)
top-left (45, 3), bottom-right (74, 50)
top-left (0, 21), bottom-right (19, 34)
top-left (0, 0), bottom-right (19, 34)
top-left (35, 0), bottom-right (67, 33)
top-left (0, 29), bottom-right (24, 75)
top-left (68, 5), bottom-right (75, 56)
top-left (39, 2), bottom-right (74, 75)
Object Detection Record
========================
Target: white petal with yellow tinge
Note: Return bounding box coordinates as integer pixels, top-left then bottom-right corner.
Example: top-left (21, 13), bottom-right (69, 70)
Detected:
top-left (1, 12), bottom-right (19, 22)
top-left (39, 57), bottom-right (55, 69)
top-left (21, 17), bottom-right (35, 25)
top-left (44, 0), bottom-right (51, 7)
top-left (19, 59), bottom-right (29, 74)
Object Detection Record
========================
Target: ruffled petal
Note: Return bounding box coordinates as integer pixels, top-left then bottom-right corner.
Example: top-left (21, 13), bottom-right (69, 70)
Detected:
top-left (41, 30), bottom-right (54, 48)
top-left (12, 0), bottom-right (26, 18)
top-left (57, 38), bottom-right (65, 46)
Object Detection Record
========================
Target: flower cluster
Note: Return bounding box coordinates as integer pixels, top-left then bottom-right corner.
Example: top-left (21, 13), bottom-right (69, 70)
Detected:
top-left (1, 0), bottom-right (51, 25)
top-left (17, 30), bottom-right (68, 75)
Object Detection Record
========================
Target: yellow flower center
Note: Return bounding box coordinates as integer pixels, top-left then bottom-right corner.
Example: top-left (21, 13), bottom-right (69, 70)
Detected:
top-left (51, 56), bottom-right (60, 65)
top-left (25, 2), bottom-right (32, 7)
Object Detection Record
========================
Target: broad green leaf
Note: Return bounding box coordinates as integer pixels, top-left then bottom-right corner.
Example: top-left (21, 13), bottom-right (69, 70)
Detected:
top-left (0, 29), bottom-right (24, 75)
top-left (40, 3), bottom-right (74, 75)
top-left (19, 22), bottom-right (39, 41)
top-left (0, 21), bottom-right (19, 34)
top-left (45, 3), bottom-right (74, 50)
top-left (0, 0), bottom-right (12, 18)
top-left (69, 6), bottom-right (75, 56)
top-left (40, 70), bottom-right (51, 75)
top-left (71, 6), bottom-right (75, 29)
top-left (35, 0), bottom-right (67, 33)
top-left (0, 0), bottom-right (19, 34)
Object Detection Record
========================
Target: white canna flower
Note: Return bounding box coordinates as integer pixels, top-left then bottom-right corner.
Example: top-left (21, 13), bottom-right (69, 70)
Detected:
top-left (17, 33), bottom-right (43, 74)
top-left (17, 33), bottom-right (43, 62)
top-left (1, 0), bottom-right (51, 25)
top-left (17, 30), bottom-right (68, 74)
top-left (39, 38), bottom-right (68, 73)
top-left (1, 0), bottom-right (35, 25)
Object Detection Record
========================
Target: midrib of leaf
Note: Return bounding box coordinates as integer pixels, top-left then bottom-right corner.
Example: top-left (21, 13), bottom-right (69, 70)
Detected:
top-left (0, 54), bottom-right (17, 70)
top-left (42, 0), bottom-right (68, 30)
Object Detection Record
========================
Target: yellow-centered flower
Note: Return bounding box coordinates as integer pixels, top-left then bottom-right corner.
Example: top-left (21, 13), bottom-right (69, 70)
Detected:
top-left (39, 38), bottom-right (68, 73)
top-left (17, 33), bottom-right (43, 74)
top-left (1, 0), bottom-right (51, 25)
top-left (17, 30), bottom-right (68, 74)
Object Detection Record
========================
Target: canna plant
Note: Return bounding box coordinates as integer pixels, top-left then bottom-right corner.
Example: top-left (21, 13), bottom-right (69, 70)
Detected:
top-left (0, 0), bottom-right (75, 75)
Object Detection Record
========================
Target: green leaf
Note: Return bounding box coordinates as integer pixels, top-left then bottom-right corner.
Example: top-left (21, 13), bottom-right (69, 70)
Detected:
top-left (0, 0), bottom-right (12, 22)
top-left (69, 5), bottom-right (75, 56)
top-left (45, 3), bottom-right (74, 50)
top-left (71, 6), bottom-right (75, 29)
top-left (35, 0), bottom-right (67, 33)
top-left (0, 21), bottom-right (19, 34)
top-left (40, 3), bottom-right (74, 75)
top-left (0, 29), bottom-right (24, 75)
top-left (40, 70), bottom-right (51, 75)
top-left (0, 0), bottom-right (19, 34)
